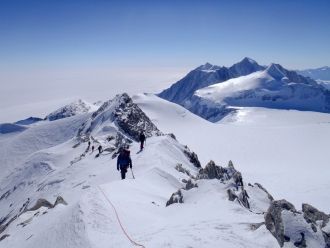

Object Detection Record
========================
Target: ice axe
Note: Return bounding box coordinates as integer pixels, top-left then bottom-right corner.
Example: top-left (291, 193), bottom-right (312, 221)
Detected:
top-left (130, 168), bottom-right (135, 179)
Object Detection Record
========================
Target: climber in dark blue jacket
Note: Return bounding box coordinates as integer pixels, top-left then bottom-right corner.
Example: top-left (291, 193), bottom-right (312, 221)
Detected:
top-left (117, 147), bottom-right (132, 180)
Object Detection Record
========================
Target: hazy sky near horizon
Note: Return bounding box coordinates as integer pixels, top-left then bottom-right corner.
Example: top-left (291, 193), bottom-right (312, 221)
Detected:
top-left (0, 0), bottom-right (330, 121)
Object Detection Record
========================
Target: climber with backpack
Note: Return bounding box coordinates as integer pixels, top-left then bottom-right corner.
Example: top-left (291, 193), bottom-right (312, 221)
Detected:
top-left (117, 146), bottom-right (132, 180)
top-left (95, 145), bottom-right (103, 158)
top-left (139, 131), bottom-right (146, 151)
top-left (98, 145), bottom-right (103, 154)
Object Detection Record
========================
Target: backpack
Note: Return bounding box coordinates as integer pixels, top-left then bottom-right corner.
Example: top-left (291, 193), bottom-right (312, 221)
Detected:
top-left (123, 149), bottom-right (130, 157)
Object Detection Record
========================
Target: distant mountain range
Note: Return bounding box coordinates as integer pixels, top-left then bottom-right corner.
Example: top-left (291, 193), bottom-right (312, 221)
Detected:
top-left (159, 57), bottom-right (265, 105)
top-left (159, 58), bottom-right (330, 122)
top-left (297, 66), bottom-right (330, 81)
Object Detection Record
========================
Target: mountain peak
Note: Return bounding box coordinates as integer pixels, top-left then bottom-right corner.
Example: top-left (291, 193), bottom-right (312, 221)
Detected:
top-left (229, 57), bottom-right (264, 76)
top-left (265, 63), bottom-right (286, 79)
top-left (240, 57), bottom-right (258, 65)
top-left (79, 93), bottom-right (162, 141)
top-left (45, 99), bottom-right (96, 121)
top-left (204, 62), bottom-right (213, 67)
top-left (196, 62), bottom-right (221, 71)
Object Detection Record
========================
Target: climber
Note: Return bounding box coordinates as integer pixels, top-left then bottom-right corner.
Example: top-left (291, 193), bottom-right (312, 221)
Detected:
top-left (117, 146), bottom-right (132, 180)
top-left (139, 131), bottom-right (146, 150)
top-left (91, 145), bottom-right (94, 153)
top-left (98, 145), bottom-right (103, 154)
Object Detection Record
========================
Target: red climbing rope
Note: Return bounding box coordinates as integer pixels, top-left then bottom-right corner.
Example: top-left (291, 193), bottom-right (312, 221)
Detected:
top-left (98, 186), bottom-right (146, 248)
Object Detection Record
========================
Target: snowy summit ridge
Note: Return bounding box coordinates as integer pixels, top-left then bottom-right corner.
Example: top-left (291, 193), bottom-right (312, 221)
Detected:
top-left (77, 93), bottom-right (162, 142)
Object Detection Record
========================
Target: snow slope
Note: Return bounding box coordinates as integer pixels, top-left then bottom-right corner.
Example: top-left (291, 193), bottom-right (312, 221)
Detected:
top-left (0, 133), bottom-right (276, 248)
top-left (134, 93), bottom-right (330, 212)
top-left (0, 113), bottom-right (89, 182)
top-left (1, 93), bottom-right (329, 248)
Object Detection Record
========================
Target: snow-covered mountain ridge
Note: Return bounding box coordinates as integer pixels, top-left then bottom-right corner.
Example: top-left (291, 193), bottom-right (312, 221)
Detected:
top-left (159, 58), bottom-right (330, 122)
top-left (1, 93), bottom-right (329, 247)
top-left (158, 57), bottom-right (265, 106)
top-left (45, 99), bottom-right (98, 121)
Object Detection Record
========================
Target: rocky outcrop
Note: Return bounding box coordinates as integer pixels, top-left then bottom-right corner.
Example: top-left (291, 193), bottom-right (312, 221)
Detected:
top-left (28, 196), bottom-right (67, 211)
top-left (183, 146), bottom-right (201, 168)
top-left (253, 183), bottom-right (274, 201)
top-left (0, 196), bottom-right (67, 234)
top-left (171, 152), bottom-right (330, 248)
top-left (302, 203), bottom-right (329, 228)
top-left (265, 200), bottom-right (297, 247)
top-left (197, 160), bottom-right (253, 210)
top-left (78, 93), bottom-right (162, 140)
top-left (302, 204), bottom-right (330, 247)
top-left (53, 196), bottom-right (67, 208)
top-left (197, 160), bottom-right (227, 180)
top-left (113, 94), bottom-right (162, 141)
top-left (197, 160), bottom-right (237, 181)
top-left (227, 189), bottom-right (237, 201)
top-left (167, 133), bottom-right (176, 140)
top-left (166, 190), bottom-right (184, 207)
top-left (0, 234), bottom-right (9, 241)
top-left (175, 164), bottom-right (193, 177)
top-left (185, 179), bottom-right (198, 190)
top-left (227, 188), bottom-right (250, 209)
top-left (264, 200), bottom-right (328, 247)
top-left (172, 155), bottom-right (329, 247)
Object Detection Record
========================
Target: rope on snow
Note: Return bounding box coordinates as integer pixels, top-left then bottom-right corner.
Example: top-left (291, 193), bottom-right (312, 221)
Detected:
top-left (98, 185), bottom-right (146, 248)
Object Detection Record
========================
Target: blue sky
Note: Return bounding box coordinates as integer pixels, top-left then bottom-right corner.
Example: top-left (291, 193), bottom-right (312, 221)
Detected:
top-left (1, 0), bottom-right (330, 69)
top-left (0, 0), bottom-right (330, 119)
